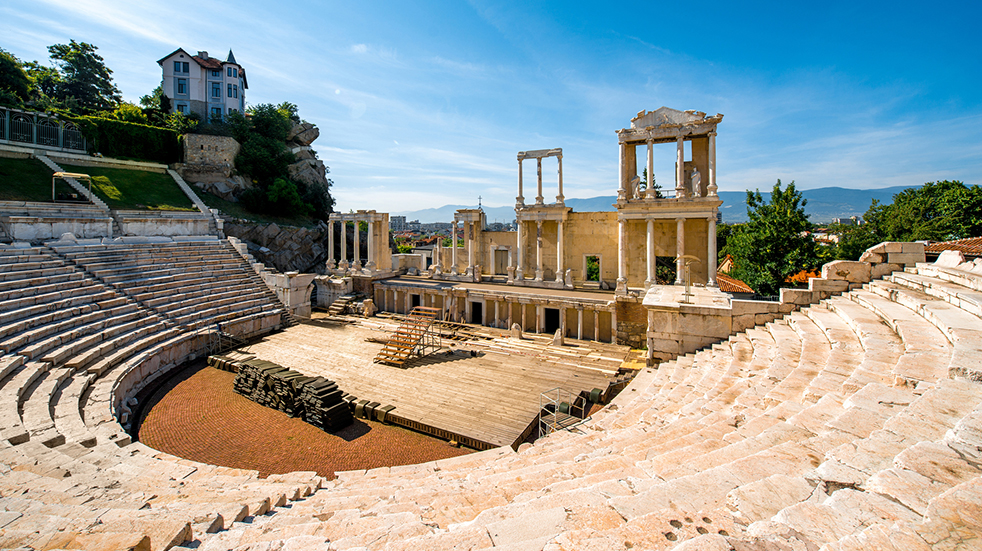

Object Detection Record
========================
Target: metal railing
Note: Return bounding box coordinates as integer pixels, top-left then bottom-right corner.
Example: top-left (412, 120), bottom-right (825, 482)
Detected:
top-left (0, 107), bottom-right (86, 152)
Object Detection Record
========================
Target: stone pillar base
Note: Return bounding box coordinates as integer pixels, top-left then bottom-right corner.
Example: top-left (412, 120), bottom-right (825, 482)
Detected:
top-left (615, 278), bottom-right (628, 296)
top-left (534, 269), bottom-right (544, 281)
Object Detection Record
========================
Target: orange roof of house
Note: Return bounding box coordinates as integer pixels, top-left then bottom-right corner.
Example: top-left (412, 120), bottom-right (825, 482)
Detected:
top-left (925, 237), bottom-right (982, 257)
top-left (716, 273), bottom-right (754, 294)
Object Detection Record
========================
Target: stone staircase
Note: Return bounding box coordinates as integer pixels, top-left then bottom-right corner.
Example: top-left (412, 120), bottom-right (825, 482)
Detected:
top-left (327, 294), bottom-right (358, 316)
top-left (0, 243), bottom-right (981, 550)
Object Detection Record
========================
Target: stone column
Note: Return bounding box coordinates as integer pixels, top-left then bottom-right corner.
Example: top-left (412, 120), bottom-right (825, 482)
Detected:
top-left (465, 300), bottom-right (472, 324)
top-left (433, 240), bottom-right (442, 273)
top-left (494, 300), bottom-right (500, 329)
top-left (617, 143), bottom-right (627, 202)
top-left (441, 291), bottom-right (448, 320)
top-left (610, 308), bottom-right (617, 344)
top-left (451, 218), bottom-right (458, 274)
top-left (535, 158), bottom-right (544, 205)
top-left (708, 131), bottom-right (718, 197)
top-left (517, 158), bottom-right (525, 206)
top-left (506, 298), bottom-right (513, 328)
top-left (555, 220), bottom-right (564, 283)
top-left (516, 221), bottom-right (524, 280)
top-left (560, 307), bottom-right (567, 338)
top-left (405, 291), bottom-right (411, 314)
top-left (616, 218), bottom-right (627, 294)
top-left (521, 302), bottom-right (527, 331)
top-left (556, 154), bottom-right (564, 205)
top-left (675, 217), bottom-right (685, 285)
top-left (645, 138), bottom-right (655, 199)
top-left (676, 135), bottom-right (686, 199)
top-left (467, 221), bottom-right (475, 273)
top-left (708, 213), bottom-right (717, 286)
top-left (366, 219), bottom-right (376, 271)
top-left (536, 305), bottom-right (542, 333)
top-left (576, 307), bottom-right (583, 340)
top-left (535, 220), bottom-right (544, 281)
top-left (354, 218), bottom-right (361, 270)
top-left (327, 220), bottom-right (336, 270)
top-left (645, 218), bottom-right (655, 288)
top-left (594, 310), bottom-right (600, 342)
top-left (340, 220), bottom-right (348, 270)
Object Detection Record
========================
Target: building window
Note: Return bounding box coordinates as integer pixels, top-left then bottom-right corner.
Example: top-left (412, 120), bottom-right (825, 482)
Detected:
top-left (211, 70), bottom-right (220, 77)
top-left (227, 83), bottom-right (232, 97)
top-left (174, 61), bottom-right (189, 73)
top-left (232, 85), bottom-right (238, 99)
top-left (210, 107), bottom-right (222, 120)
top-left (174, 61), bottom-right (180, 73)
top-left (228, 108), bottom-right (237, 115)
top-left (211, 82), bottom-right (220, 97)
top-left (177, 78), bottom-right (187, 95)
top-left (233, 67), bottom-right (238, 78)
top-left (176, 104), bottom-right (186, 113)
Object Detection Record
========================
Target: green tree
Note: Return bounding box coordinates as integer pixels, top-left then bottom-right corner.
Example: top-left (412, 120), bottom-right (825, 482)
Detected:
top-left (108, 102), bottom-right (148, 124)
top-left (22, 60), bottom-right (63, 110)
top-left (834, 180), bottom-right (982, 260)
top-left (139, 86), bottom-right (163, 109)
top-left (47, 40), bottom-right (121, 113)
top-left (266, 178), bottom-right (310, 216)
top-left (729, 179), bottom-right (818, 296)
top-left (248, 103), bottom-right (293, 141)
top-left (638, 167), bottom-right (663, 198)
top-left (0, 49), bottom-right (31, 108)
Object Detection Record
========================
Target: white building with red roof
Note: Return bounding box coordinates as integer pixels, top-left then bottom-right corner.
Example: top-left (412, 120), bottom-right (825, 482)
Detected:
top-left (156, 48), bottom-right (247, 122)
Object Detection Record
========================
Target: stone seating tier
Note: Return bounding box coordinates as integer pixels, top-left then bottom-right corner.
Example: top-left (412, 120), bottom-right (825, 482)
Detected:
top-left (1, 244), bottom-right (981, 549)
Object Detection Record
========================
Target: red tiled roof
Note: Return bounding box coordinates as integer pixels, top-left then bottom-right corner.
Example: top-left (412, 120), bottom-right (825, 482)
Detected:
top-left (716, 273), bottom-right (754, 293)
top-left (925, 237), bottom-right (982, 257)
top-left (193, 55), bottom-right (222, 70)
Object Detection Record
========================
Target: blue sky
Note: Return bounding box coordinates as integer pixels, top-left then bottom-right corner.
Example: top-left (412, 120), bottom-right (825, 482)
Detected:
top-left (3, 1), bottom-right (980, 213)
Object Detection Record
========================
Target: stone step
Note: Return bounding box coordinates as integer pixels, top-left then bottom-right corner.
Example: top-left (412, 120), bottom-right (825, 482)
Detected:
top-left (849, 289), bottom-right (952, 384)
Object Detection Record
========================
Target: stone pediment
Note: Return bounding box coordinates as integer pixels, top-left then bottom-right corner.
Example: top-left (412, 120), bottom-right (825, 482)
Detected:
top-left (631, 107), bottom-right (706, 130)
top-left (619, 107), bottom-right (723, 144)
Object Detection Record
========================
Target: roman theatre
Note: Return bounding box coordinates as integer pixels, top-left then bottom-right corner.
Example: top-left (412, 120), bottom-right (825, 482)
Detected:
top-left (0, 106), bottom-right (979, 550)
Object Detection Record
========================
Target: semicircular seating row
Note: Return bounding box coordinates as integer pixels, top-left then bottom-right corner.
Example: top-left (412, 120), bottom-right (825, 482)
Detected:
top-left (1, 240), bottom-right (981, 551)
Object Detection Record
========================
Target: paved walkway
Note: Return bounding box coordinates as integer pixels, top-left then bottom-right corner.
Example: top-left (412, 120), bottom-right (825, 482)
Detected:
top-left (137, 362), bottom-right (472, 479)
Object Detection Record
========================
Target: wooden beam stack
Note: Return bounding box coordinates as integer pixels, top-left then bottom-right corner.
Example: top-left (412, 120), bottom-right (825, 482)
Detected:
top-left (229, 357), bottom-right (353, 432)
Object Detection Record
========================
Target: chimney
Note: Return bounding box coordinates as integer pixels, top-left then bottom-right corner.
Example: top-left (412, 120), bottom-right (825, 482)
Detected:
top-left (197, 51), bottom-right (209, 59)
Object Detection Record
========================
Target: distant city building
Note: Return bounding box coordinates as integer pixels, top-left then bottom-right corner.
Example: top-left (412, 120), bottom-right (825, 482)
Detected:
top-left (419, 222), bottom-right (453, 233)
top-left (389, 216), bottom-right (407, 231)
top-left (157, 49), bottom-right (247, 122)
top-left (407, 220), bottom-right (421, 232)
top-left (832, 216), bottom-right (861, 226)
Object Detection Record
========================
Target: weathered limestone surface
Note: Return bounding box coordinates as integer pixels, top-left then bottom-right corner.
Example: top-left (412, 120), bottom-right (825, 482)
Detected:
top-left (0, 237), bottom-right (980, 550)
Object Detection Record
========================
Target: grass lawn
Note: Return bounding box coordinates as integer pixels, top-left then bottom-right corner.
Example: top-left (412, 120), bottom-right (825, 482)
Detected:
top-left (0, 157), bottom-right (78, 202)
top-left (198, 191), bottom-right (316, 228)
top-left (58, 163), bottom-right (196, 211)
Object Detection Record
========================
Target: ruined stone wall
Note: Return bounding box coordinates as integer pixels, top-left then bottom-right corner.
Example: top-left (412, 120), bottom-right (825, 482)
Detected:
top-left (183, 134), bottom-right (239, 168)
top-left (224, 221), bottom-right (328, 274)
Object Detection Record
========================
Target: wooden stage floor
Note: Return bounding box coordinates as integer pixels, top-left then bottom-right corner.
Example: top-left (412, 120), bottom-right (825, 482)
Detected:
top-left (237, 316), bottom-right (631, 449)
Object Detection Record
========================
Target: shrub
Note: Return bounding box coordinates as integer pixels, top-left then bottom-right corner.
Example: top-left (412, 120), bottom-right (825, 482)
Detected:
top-left (69, 115), bottom-right (181, 163)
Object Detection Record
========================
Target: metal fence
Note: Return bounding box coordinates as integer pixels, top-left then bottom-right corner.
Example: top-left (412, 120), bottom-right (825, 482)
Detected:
top-left (0, 108), bottom-right (86, 152)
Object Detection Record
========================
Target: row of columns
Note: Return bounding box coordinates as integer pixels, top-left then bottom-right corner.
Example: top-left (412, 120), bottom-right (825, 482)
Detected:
top-left (377, 286), bottom-right (616, 343)
top-left (517, 149), bottom-right (563, 207)
top-left (618, 131), bottom-right (718, 201)
top-left (515, 218), bottom-right (565, 283)
top-left (617, 213), bottom-right (718, 292)
top-left (438, 217), bottom-right (481, 276)
top-left (327, 215), bottom-right (379, 273)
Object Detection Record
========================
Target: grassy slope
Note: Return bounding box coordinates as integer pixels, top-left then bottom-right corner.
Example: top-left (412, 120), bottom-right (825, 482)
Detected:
top-left (58, 163), bottom-right (196, 211)
top-left (0, 157), bottom-right (77, 202)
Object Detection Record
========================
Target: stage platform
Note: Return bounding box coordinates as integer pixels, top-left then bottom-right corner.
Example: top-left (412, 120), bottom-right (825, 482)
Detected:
top-left (237, 316), bottom-right (632, 449)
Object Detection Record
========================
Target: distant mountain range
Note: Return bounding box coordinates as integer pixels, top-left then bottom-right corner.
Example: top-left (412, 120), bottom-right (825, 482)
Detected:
top-left (393, 185), bottom-right (920, 225)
